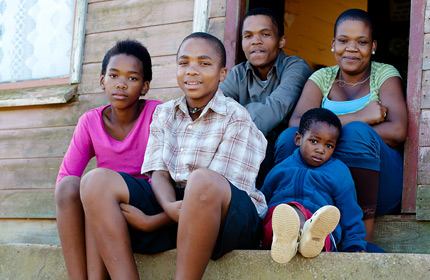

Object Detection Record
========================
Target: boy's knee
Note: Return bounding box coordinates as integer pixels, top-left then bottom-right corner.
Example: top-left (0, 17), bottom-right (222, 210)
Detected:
top-left (55, 176), bottom-right (81, 207)
top-left (186, 168), bottom-right (228, 200)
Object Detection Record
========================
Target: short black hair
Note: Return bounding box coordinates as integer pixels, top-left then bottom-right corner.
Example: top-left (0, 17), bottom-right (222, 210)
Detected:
top-left (334, 9), bottom-right (374, 40)
top-left (241, 7), bottom-right (284, 38)
top-left (299, 108), bottom-right (342, 139)
top-left (101, 39), bottom-right (152, 82)
top-left (178, 32), bottom-right (226, 67)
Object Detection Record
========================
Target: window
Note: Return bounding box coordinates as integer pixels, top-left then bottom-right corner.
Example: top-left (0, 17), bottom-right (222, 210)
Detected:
top-left (0, 0), bottom-right (86, 106)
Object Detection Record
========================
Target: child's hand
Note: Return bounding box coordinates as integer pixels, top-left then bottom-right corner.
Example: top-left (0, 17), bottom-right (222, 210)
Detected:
top-left (165, 200), bottom-right (182, 222)
top-left (120, 203), bottom-right (153, 231)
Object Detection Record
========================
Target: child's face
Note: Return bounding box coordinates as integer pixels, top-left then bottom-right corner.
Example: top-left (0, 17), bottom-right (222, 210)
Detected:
top-left (241, 15), bottom-right (286, 78)
top-left (100, 54), bottom-right (149, 109)
top-left (294, 121), bottom-right (340, 168)
top-left (176, 38), bottom-right (227, 108)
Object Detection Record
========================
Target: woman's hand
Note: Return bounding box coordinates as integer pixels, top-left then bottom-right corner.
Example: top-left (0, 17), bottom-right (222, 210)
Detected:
top-left (356, 101), bottom-right (387, 125)
top-left (164, 200), bottom-right (183, 222)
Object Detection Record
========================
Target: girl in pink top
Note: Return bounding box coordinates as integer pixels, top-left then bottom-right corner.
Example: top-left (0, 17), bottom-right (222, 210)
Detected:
top-left (55, 40), bottom-right (161, 279)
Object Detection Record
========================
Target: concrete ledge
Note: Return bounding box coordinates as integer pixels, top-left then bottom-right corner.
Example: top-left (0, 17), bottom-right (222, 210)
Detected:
top-left (1, 244), bottom-right (430, 279)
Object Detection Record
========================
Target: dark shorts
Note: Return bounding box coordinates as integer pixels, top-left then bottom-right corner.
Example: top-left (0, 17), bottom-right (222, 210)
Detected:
top-left (119, 172), bottom-right (262, 260)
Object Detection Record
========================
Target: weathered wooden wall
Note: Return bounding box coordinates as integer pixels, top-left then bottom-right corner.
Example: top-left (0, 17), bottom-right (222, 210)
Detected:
top-left (416, 0), bottom-right (430, 219)
top-left (0, 0), bottom-right (228, 244)
top-left (283, 0), bottom-right (367, 69)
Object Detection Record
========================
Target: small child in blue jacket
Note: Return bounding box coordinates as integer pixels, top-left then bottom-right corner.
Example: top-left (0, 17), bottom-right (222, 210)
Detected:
top-left (261, 108), bottom-right (366, 263)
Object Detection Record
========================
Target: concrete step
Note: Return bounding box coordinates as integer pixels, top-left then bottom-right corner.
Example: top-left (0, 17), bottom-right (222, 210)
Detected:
top-left (1, 244), bottom-right (430, 279)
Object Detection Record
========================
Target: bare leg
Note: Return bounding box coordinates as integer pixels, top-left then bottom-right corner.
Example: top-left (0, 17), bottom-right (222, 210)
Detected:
top-left (175, 169), bottom-right (231, 280)
top-left (55, 176), bottom-right (87, 280)
top-left (290, 205), bottom-right (306, 229)
top-left (349, 167), bottom-right (379, 243)
top-left (363, 219), bottom-right (375, 243)
top-left (85, 216), bottom-right (109, 280)
top-left (80, 168), bottom-right (139, 280)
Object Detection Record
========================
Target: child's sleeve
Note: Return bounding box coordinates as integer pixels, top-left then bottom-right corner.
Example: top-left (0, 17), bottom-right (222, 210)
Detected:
top-left (208, 114), bottom-right (267, 191)
top-left (141, 107), bottom-right (168, 176)
top-left (56, 114), bottom-right (95, 187)
top-left (332, 165), bottom-right (367, 251)
top-left (243, 58), bottom-right (313, 136)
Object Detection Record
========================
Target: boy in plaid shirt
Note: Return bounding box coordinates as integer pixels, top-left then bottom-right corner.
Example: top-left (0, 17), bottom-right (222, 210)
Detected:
top-left (80, 32), bottom-right (267, 280)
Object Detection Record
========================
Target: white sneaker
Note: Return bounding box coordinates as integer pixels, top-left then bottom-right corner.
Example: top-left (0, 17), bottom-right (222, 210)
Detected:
top-left (271, 204), bottom-right (300, 264)
top-left (298, 205), bottom-right (340, 258)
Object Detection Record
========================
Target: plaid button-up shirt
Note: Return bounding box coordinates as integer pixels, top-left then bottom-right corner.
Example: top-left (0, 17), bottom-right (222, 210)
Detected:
top-left (141, 89), bottom-right (268, 217)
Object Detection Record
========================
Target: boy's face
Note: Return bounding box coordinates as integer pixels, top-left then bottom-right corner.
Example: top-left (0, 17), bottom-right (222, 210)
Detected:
top-left (100, 54), bottom-right (149, 109)
top-left (241, 15), bottom-right (286, 79)
top-left (294, 121), bottom-right (340, 168)
top-left (176, 38), bottom-right (227, 108)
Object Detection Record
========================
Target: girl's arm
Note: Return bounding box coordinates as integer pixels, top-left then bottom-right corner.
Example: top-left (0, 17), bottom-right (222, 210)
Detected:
top-left (120, 203), bottom-right (174, 232)
top-left (288, 80), bottom-right (324, 127)
top-left (151, 170), bottom-right (182, 222)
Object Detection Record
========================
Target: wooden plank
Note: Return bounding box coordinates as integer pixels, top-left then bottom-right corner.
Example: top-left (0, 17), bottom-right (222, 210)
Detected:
top-left (416, 185), bottom-right (430, 220)
top-left (0, 93), bottom-right (108, 130)
top-left (419, 109), bottom-right (430, 146)
top-left (83, 18), bottom-right (225, 64)
top-left (422, 34), bottom-right (430, 70)
top-left (417, 147), bottom-right (430, 185)
top-left (86, 0), bottom-right (225, 34)
top-left (421, 70), bottom-right (430, 108)
top-left (425, 0), bottom-right (430, 33)
top-left (80, 17), bottom-right (225, 94)
top-left (70, 0), bottom-right (87, 84)
top-left (0, 158), bottom-right (62, 190)
top-left (0, 85), bottom-right (77, 108)
top-left (0, 157), bottom-right (97, 190)
top-left (83, 22), bottom-right (194, 63)
top-left (86, 0), bottom-right (193, 34)
top-left (402, 0), bottom-right (425, 213)
top-left (0, 190), bottom-right (55, 218)
top-left (0, 127), bottom-right (74, 159)
top-left (224, 0), bottom-right (247, 69)
top-left (374, 215), bottom-right (430, 253)
top-left (0, 219), bottom-right (60, 245)
top-left (0, 88), bottom-right (181, 131)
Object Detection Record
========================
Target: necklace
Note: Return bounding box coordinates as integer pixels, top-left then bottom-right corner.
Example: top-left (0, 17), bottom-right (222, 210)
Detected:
top-left (187, 105), bottom-right (206, 114)
top-left (335, 72), bottom-right (370, 88)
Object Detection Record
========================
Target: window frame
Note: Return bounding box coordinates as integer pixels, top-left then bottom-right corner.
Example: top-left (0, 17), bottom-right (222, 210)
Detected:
top-left (0, 0), bottom-right (87, 91)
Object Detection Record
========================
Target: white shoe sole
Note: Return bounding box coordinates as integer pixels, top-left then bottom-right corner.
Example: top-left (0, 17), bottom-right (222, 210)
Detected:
top-left (298, 205), bottom-right (340, 258)
top-left (271, 204), bottom-right (300, 264)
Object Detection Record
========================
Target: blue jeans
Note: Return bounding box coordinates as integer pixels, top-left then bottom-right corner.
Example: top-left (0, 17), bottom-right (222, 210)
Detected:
top-left (274, 121), bottom-right (403, 215)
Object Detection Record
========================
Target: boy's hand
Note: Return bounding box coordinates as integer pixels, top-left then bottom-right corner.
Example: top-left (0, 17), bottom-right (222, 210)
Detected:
top-left (164, 200), bottom-right (182, 222)
top-left (120, 203), bottom-right (153, 231)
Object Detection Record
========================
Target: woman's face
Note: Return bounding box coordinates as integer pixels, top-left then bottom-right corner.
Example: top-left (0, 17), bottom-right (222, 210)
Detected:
top-left (332, 20), bottom-right (376, 75)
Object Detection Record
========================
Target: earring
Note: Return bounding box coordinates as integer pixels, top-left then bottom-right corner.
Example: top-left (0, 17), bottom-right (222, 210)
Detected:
top-left (331, 48), bottom-right (334, 52)
top-left (372, 51), bottom-right (375, 55)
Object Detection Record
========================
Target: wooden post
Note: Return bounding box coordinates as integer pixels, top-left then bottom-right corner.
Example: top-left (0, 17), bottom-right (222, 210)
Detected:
top-left (402, 0), bottom-right (425, 213)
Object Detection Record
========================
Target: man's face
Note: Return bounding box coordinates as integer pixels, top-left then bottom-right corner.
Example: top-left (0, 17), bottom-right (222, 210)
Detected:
top-left (241, 15), bottom-right (286, 79)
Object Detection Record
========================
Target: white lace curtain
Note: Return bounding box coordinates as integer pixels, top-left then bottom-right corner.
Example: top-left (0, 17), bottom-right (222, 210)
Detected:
top-left (0, 0), bottom-right (75, 83)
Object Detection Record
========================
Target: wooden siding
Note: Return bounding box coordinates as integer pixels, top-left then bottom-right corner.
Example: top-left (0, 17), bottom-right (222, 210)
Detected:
top-left (283, 0), bottom-right (367, 69)
top-left (0, 0), bottom-right (228, 244)
top-left (414, 0), bottom-right (430, 219)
